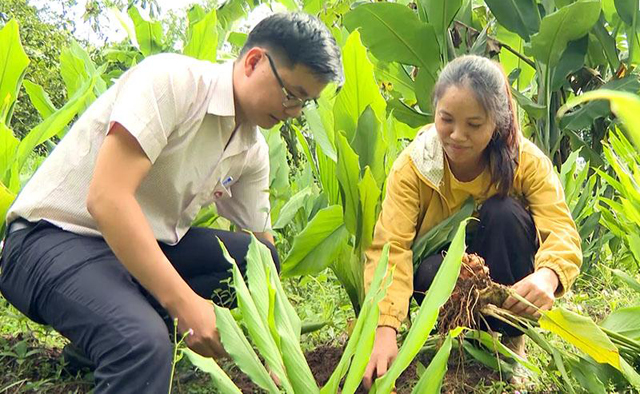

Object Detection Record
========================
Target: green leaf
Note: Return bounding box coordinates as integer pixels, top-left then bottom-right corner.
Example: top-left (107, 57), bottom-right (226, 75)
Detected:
top-left (620, 357), bottom-right (640, 389)
top-left (412, 197), bottom-right (474, 267)
top-left (343, 3), bottom-right (440, 74)
top-left (305, 91), bottom-right (337, 161)
top-left (22, 81), bottom-right (56, 120)
top-left (9, 75), bottom-right (98, 187)
top-left (0, 19), bottom-right (29, 125)
top-left (321, 244), bottom-right (391, 394)
top-left (387, 98), bottom-right (431, 129)
top-left (374, 61), bottom-right (416, 103)
top-left (496, 24), bottom-right (535, 89)
top-left (273, 187), bottom-right (313, 229)
top-left (261, 126), bottom-right (290, 193)
top-left (411, 331), bottom-right (457, 394)
top-left (351, 106), bottom-right (386, 186)
top-left (607, 267), bottom-right (640, 293)
top-left (551, 35), bottom-right (588, 90)
top-left (357, 167), bottom-right (381, 252)
top-left (414, 65), bottom-right (437, 113)
top-left (484, 0), bottom-right (540, 40)
top-left (539, 307), bottom-right (621, 369)
top-left (282, 205), bottom-right (350, 277)
top-left (0, 181), bottom-right (16, 230)
top-left (528, 0), bottom-right (601, 66)
top-left (0, 122), bottom-right (19, 180)
top-left (184, 8), bottom-right (218, 62)
top-left (462, 340), bottom-right (514, 375)
top-left (227, 31), bottom-right (247, 48)
top-left (215, 306), bottom-right (280, 393)
top-left (373, 220), bottom-right (469, 393)
top-left (600, 306), bottom-right (640, 341)
top-left (60, 39), bottom-right (105, 99)
top-left (333, 30), bottom-right (386, 142)
top-left (615, 0), bottom-right (640, 26)
top-left (418, 0), bottom-right (462, 30)
top-left (128, 6), bottom-right (164, 57)
top-left (560, 89), bottom-right (640, 148)
top-left (218, 240), bottom-right (295, 393)
top-left (511, 87), bottom-right (546, 120)
top-left (184, 349), bottom-right (242, 393)
top-left (336, 132), bottom-right (361, 235)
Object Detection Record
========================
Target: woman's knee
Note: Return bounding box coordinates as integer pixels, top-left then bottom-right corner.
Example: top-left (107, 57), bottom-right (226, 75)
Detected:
top-left (479, 196), bottom-right (530, 230)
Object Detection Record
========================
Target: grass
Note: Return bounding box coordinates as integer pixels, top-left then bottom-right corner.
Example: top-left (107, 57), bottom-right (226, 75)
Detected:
top-left (0, 258), bottom-right (637, 393)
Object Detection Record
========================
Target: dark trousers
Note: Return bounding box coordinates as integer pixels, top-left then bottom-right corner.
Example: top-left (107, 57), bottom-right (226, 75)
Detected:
top-left (413, 196), bottom-right (538, 336)
top-left (0, 220), bottom-right (279, 393)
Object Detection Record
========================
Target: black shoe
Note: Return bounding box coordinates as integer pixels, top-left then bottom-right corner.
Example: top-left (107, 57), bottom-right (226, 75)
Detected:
top-left (62, 343), bottom-right (95, 374)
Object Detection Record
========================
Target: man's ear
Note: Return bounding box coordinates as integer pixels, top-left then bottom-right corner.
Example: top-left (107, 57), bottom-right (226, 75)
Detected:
top-left (242, 47), bottom-right (265, 76)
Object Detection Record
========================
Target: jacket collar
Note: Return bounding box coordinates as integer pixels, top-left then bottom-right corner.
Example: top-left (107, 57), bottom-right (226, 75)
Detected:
top-left (410, 124), bottom-right (445, 189)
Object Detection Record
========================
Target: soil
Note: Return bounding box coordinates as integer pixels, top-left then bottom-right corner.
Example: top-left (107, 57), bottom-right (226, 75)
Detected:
top-left (226, 343), bottom-right (418, 393)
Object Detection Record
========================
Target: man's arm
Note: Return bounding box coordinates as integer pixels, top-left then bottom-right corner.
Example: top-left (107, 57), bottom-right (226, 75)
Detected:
top-left (88, 123), bottom-right (224, 358)
top-left (253, 231), bottom-right (275, 245)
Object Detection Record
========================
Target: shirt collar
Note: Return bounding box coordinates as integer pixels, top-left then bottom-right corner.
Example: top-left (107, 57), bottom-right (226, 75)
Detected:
top-left (207, 61), bottom-right (236, 117)
top-left (207, 61), bottom-right (259, 148)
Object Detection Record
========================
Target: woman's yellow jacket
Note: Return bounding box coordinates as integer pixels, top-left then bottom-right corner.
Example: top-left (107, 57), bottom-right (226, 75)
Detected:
top-left (364, 125), bottom-right (582, 330)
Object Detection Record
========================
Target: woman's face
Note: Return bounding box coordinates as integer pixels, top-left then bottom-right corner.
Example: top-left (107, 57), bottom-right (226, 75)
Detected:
top-left (434, 84), bottom-right (496, 178)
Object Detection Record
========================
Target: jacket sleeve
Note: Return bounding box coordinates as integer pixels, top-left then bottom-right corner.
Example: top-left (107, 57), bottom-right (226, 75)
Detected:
top-left (364, 155), bottom-right (426, 329)
top-left (519, 146), bottom-right (582, 295)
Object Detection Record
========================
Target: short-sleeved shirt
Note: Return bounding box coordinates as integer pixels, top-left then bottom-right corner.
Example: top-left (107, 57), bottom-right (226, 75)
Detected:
top-left (7, 53), bottom-right (272, 245)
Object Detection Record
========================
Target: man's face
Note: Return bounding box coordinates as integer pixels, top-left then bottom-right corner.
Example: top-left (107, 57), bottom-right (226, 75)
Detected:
top-left (238, 48), bottom-right (328, 129)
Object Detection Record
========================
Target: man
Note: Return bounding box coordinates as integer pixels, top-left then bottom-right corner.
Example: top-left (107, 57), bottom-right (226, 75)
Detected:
top-left (0, 12), bottom-right (343, 393)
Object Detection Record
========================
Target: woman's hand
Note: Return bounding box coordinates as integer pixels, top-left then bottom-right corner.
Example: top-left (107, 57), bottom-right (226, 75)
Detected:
top-left (363, 326), bottom-right (398, 390)
top-left (502, 267), bottom-right (560, 317)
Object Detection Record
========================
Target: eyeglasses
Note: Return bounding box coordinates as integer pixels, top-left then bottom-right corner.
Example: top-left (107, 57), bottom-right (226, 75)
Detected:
top-left (265, 53), bottom-right (318, 109)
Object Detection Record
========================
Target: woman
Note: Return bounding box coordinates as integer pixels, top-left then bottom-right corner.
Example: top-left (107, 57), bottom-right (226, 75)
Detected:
top-left (362, 55), bottom-right (581, 388)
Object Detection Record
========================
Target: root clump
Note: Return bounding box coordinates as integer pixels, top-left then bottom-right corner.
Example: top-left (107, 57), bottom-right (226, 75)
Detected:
top-left (437, 253), bottom-right (509, 334)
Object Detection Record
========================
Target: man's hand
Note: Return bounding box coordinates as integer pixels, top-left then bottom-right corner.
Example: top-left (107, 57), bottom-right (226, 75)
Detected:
top-left (363, 326), bottom-right (398, 390)
top-left (174, 295), bottom-right (227, 359)
top-left (502, 267), bottom-right (559, 318)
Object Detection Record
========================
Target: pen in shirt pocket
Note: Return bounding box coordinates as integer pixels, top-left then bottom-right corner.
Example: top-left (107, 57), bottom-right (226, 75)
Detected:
top-left (222, 176), bottom-right (234, 187)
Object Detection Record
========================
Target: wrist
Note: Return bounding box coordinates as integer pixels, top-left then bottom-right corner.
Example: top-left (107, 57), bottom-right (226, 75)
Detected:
top-left (537, 267), bottom-right (560, 292)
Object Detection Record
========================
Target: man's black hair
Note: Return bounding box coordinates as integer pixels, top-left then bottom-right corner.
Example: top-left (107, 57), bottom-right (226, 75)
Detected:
top-left (240, 12), bottom-right (344, 87)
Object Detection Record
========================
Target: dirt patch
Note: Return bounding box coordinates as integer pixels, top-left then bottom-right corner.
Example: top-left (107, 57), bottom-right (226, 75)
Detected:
top-left (225, 343), bottom-right (418, 393)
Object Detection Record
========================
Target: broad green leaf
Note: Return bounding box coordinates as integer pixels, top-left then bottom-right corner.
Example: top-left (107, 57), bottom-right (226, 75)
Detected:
top-left (227, 32), bottom-right (247, 48)
top-left (273, 187), bottom-right (313, 229)
top-left (374, 60), bottom-right (416, 103)
top-left (528, 0), bottom-right (601, 66)
top-left (608, 267), bottom-right (640, 293)
top-left (294, 125), bottom-right (319, 181)
top-left (215, 306), bottom-right (280, 393)
top-left (0, 181), bottom-right (16, 228)
top-left (620, 357), bottom-right (640, 389)
top-left (387, 98), bottom-right (431, 128)
top-left (128, 6), bottom-right (164, 57)
top-left (484, 0), bottom-right (540, 40)
top-left (184, 8), bottom-right (218, 62)
top-left (566, 357), bottom-right (608, 394)
top-left (466, 329), bottom-right (541, 375)
top-left (539, 307), bottom-right (620, 370)
top-left (343, 3), bottom-right (440, 75)
top-left (336, 132), bottom-right (361, 235)
top-left (218, 240), bottom-right (294, 393)
top-left (333, 30), bottom-right (386, 142)
top-left (357, 168), bottom-right (381, 253)
top-left (303, 0), bottom-right (323, 14)
top-left (592, 16), bottom-right (621, 71)
top-left (551, 36), bottom-right (588, 90)
top-left (261, 126), bottom-right (290, 193)
top-left (306, 92), bottom-right (337, 161)
top-left (414, 65), bottom-right (437, 113)
top-left (317, 147), bottom-right (340, 205)
top-left (417, 0), bottom-right (462, 31)
top-left (412, 197), bottom-right (474, 267)
top-left (282, 205), bottom-right (350, 277)
top-left (0, 19), bottom-right (29, 125)
top-left (615, 0), bottom-right (640, 26)
top-left (411, 331), bottom-right (456, 394)
top-left (60, 39), bottom-right (106, 99)
top-left (0, 122), bottom-right (19, 180)
top-left (11, 75), bottom-right (98, 188)
top-left (246, 235), bottom-right (270, 326)
top-left (511, 87), bottom-right (546, 120)
top-left (496, 25), bottom-right (535, 90)
top-left (462, 340), bottom-right (514, 375)
top-left (600, 306), bottom-right (640, 341)
top-left (23, 81), bottom-right (56, 120)
top-left (372, 220), bottom-right (469, 393)
top-left (321, 244), bottom-right (391, 394)
top-left (351, 106), bottom-right (386, 186)
top-left (560, 89), bottom-right (640, 148)
top-left (184, 349), bottom-right (242, 394)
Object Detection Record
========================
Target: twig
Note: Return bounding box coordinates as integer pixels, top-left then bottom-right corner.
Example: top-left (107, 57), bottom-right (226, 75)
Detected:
top-left (453, 20), bottom-right (536, 69)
